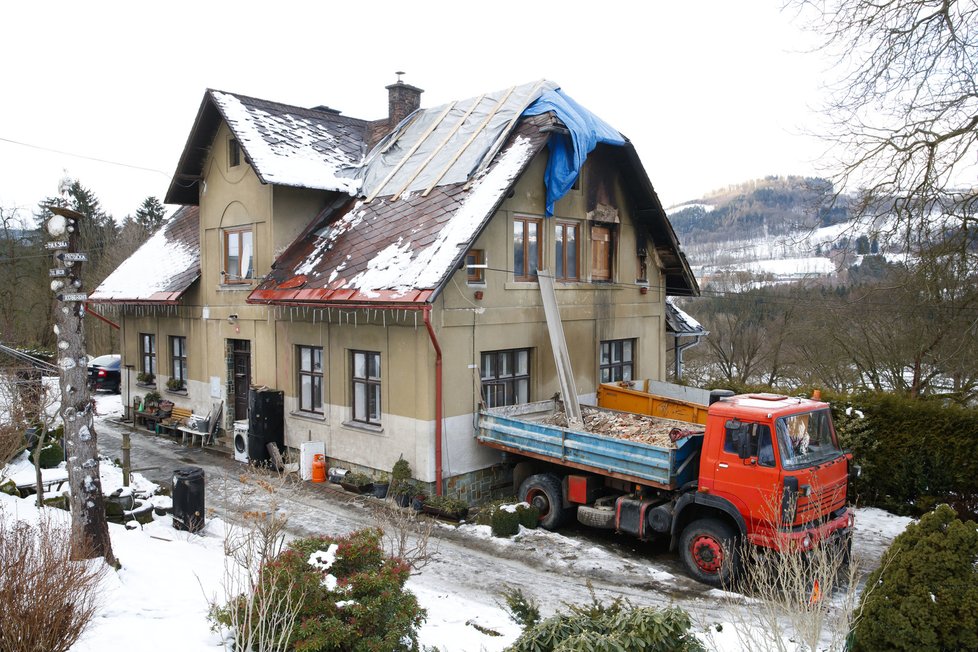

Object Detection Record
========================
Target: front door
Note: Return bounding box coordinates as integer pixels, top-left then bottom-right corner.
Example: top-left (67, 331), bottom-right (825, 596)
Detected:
top-left (230, 339), bottom-right (251, 422)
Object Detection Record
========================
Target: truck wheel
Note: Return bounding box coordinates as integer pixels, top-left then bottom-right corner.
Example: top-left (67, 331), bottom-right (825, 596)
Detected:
top-left (519, 474), bottom-right (569, 530)
top-left (577, 504), bottom-right (616, 529)
top-left (679, 518), bottom-right (739, 587)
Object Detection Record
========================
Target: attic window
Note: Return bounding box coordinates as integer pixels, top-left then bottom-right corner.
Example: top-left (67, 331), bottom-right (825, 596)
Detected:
top-left (224, 228), bottom-right (254, 283)
top-left (465, 249), bottom-right (485, 284)
top-left (228, 138), bottom-right (241, 168)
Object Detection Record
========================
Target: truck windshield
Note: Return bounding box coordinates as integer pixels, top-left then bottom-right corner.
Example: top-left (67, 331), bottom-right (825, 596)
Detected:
top-left (775, 409), bottom-right (842, 470)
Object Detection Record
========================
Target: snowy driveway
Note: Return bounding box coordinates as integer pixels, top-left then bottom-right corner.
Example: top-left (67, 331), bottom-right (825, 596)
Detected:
top-left (89, 392), bottom-right (910, 647)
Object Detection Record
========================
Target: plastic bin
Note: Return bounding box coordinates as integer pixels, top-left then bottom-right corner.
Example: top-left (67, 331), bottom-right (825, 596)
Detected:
top-left (172, 466), bottom-right (205, 533)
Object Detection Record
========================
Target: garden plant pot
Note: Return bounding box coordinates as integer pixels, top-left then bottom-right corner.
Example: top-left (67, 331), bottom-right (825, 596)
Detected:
top-left (372, 482), bottom-right (390, 499)
top-left (394, 493), bottom-right (412, 508)
top-left (340, 481), bottom-right (373, 495)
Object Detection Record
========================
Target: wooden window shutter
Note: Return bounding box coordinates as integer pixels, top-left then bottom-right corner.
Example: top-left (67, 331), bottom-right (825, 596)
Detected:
top-left (591, 225), bottom-right (612, 281)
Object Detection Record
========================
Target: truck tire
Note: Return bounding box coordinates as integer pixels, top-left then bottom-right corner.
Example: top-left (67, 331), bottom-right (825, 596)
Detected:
top-left (679, 518), bottom-right (739, 587)
top-left (577, 504), bottom-right (616, 529)
top-left (519, 473), bottom-right (570, 530)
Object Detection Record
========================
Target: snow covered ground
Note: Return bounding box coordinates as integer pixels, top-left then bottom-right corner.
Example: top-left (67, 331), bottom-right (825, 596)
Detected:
top-left (0, 391), bottom-right (913, 651)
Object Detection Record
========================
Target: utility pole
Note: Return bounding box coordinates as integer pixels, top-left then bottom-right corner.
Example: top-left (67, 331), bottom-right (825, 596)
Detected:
top-left (45, 205), bottom-right (117, 566)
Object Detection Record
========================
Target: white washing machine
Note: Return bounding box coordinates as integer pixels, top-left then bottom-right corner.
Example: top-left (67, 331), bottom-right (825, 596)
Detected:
top-left (233, 420), bottom-right (249, 463)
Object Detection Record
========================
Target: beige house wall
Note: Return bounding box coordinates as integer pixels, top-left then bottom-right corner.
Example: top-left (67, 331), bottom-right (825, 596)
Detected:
top-left (117, 120), bottom-right (672, 486)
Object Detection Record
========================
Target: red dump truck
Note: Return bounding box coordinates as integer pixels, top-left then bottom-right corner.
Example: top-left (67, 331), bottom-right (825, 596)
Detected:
top-left (477, 383), bottom-right (854, 586)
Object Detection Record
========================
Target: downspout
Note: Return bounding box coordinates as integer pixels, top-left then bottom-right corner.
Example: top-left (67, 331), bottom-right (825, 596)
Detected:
top-left (673, 334), bottom-right (705, 381)
top-left (422, 305), bottom-right (443, 496)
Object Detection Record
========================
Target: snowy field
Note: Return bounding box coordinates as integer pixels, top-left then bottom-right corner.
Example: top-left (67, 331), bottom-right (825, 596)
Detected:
top-left (1, 391), bottom-right (913, 651)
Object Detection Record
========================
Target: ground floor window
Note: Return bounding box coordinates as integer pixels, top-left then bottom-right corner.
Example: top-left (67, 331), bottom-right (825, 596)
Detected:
top-left (599, 339), bottom-right (634, 383)
top-left (140, 333), bottom-right (156, 378)
top-left (481, 348), bottom-right (530, 408)
top-left (351, 351), bottom-right (381, 424)
top-left (298, 345), bottom-right (324, 414)
top-left (170, 336), bottom-right (187, 385)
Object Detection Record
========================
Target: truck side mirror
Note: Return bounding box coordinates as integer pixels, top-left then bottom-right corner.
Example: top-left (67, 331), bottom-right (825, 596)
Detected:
top-left (738, 430), bottom-right (753, 459)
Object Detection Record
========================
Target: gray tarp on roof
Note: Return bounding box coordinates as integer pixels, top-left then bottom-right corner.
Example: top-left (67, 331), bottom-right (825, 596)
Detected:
top-left (358, 80), bottom-right (557, 200)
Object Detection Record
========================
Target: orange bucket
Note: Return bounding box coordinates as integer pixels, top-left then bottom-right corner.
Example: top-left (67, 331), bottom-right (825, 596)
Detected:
top-left (311, 453), bottom-right (327, 483)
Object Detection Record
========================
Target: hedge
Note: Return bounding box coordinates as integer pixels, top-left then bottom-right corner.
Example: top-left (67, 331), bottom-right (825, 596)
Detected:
top-left (833, 393), bottom-right (978, 519)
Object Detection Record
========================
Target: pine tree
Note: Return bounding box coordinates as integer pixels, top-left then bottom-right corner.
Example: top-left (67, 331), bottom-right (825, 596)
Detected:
top-left (133, 196), bottom-right (166, 234)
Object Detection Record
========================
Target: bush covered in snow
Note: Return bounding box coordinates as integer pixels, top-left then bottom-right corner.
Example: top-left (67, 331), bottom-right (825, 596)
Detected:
top-left (852, 504), bottom-right (978, 652)
top-left (212, 527), bottom-right (425, 652)
top-left (484, 502), bottom-right (539, 538)
top-left (506, 592), bottom-right (704, 652)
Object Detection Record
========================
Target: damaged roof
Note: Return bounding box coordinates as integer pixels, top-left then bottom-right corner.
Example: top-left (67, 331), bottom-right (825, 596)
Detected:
top-left (89, 206), bottom-right (200, 304)
top-left (665, 297), bottom-right (707, 335)
top-left (165, 91), bottom-right (369, 204)
top-left (250, 115), bottom-right (551, 306)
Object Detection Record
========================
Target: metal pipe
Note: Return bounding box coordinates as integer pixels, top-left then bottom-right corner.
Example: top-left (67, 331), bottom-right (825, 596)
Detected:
top-left (422, 305), bottom-right (443, 496)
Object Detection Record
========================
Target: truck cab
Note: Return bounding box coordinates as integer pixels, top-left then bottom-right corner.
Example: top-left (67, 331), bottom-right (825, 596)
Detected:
top-left (684, 394), bottom-right (852, 578)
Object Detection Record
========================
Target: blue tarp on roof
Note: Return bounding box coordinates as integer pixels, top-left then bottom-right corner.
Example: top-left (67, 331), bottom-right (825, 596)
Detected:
top-left (523, 88), bottom-right (626, 216)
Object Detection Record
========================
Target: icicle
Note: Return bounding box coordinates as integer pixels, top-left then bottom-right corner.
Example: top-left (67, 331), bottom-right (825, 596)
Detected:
top-left (313, 310), bottom-right (316, 324)
top-left (354, 311), bottom-right (358, 328)
top-left (382, 311), bottom-right (386, 327)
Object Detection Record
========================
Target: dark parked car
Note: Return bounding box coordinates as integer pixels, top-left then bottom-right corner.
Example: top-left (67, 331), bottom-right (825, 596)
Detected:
top-left (88, 354), bottom-right (121, 393)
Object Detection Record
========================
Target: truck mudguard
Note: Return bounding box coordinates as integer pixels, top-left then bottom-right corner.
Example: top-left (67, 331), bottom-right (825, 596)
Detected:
top-left (670, 492), bottom-right (747, 547)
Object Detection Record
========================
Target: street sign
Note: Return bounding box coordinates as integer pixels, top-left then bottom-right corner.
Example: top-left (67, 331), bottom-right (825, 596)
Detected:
top-left (45, 241), bottom-right (69, 249)
top-left (57, 252), bottom-right (88, 262)
top-left (57, 293), bottom-right (88, 302)
top-left (49, 268), bottom-right (68, 277)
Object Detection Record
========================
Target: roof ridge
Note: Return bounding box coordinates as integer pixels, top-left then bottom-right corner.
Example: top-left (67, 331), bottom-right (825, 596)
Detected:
top-left (207, 88), bottom-right (372, 127)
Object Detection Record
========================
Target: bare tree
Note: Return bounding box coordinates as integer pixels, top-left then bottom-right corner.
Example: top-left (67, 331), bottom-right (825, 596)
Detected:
top-left (794, 0), bottom-right (978, 244)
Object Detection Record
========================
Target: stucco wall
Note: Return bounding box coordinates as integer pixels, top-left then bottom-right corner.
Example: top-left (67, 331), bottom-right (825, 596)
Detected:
top-left (115, 119), bottom-right (672, 488)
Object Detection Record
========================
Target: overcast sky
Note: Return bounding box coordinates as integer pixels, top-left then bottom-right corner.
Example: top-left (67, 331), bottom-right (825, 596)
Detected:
top-left (0, 1), bottom-right (830, 224)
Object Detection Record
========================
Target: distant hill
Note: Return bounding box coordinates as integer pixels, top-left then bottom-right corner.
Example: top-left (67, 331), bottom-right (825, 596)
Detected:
top-left (667, 176), bottom-right (849, 244)
top-left (666, 176), bottom-right (890, 283)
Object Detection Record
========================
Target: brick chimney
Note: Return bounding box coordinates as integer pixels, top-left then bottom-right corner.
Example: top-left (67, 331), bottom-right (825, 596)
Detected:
top-left (386, 73), bottom-right (423, 126)
top-left (368, 73), bottom-right (424, 147)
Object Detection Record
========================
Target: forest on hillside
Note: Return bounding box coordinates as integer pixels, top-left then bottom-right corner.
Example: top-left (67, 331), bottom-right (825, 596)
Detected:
top-left (668, 176), bottom-right (851, 246)
top-left (0, 179), bottom-right (166, 358)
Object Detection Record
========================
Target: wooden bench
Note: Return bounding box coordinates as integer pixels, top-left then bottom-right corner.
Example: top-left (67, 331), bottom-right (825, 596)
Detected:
top-left (157, 407), bottom-right (193, 437)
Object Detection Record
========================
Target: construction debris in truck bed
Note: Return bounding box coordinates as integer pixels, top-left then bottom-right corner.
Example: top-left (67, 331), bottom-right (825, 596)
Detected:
top-left (541, 405), bottom-right (703, 449)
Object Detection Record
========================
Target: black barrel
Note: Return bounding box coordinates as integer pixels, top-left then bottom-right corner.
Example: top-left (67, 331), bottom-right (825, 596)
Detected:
top-left (248, 387), bottom-right (284, 465)
top-left (172, 466), bottom-right (205, 533)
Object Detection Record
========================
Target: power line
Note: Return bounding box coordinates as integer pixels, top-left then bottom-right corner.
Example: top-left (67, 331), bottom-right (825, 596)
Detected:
top-left (0, 135), bottom-right (170, 177)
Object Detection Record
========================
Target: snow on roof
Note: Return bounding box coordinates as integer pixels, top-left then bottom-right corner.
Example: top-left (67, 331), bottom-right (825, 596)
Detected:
top-left (250, 115), bottom-right (552, 305)
top-left (89, 206), bottom-right (199, 303)
top-left (349, 135), bottom-right (535, 297)
top-left (212, 91), bottom-right (362, 194)
top-left (665, 297), bottom-right (706, 335)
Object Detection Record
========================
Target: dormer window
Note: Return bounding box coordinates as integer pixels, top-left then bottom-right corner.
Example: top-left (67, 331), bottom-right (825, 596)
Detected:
top-left (228, 138), bottom-right (241, 168)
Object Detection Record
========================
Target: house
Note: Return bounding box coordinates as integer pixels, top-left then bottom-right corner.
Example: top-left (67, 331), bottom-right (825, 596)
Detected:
top-left (90, 78), bottom-right (698, 501)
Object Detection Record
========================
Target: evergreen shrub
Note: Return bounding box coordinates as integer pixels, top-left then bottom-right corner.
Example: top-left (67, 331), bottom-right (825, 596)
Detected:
top-left (212, 528), bottom-right (425, 652)
top-left (834, 393), bottom-right (978, 518)
top-left (852, 505), bottom-right (978, 652)
top-left (507, 593), bottom-right (704, 652)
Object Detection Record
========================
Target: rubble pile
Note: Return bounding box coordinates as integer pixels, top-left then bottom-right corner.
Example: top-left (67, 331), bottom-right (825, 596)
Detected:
top-left (543, 405), bottom-right (700, 449)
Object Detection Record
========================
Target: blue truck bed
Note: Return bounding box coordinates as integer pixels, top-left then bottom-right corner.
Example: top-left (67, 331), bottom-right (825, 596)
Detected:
top-left (477, 400), bottom-right (702, 489)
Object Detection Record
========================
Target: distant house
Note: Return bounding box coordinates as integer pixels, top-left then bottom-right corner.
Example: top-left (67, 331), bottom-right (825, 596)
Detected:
top-left (90, 79), bottom-right (697, 500)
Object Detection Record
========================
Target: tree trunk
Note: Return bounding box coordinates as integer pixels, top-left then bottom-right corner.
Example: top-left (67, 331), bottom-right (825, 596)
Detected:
top-left (48, 205), bottom-right (117, 566)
